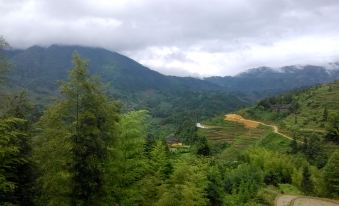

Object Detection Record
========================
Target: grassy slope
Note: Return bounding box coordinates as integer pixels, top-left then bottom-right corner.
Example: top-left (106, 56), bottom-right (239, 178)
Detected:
top-left (241, 80), bottom-right (339, 131)
top-left (198, 80), bottom-right (339, 155)
top-left (198, 115), bottom-right (287, 160)
top-left (240, 80), bottom-right (339, 154)
top-left (195, 81), bottom-right (339, 205)
top-left (278, 81), bottom-right (339, 131)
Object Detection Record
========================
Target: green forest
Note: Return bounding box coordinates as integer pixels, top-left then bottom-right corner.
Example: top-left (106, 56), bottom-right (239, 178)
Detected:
top-left (1, 37), bottom-right (339, 206)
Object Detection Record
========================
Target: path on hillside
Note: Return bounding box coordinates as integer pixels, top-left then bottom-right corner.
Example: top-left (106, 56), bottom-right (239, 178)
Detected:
top-left (275, 195), bottom-right (339, 206)
top-left (196, 123), bottom-right (222, 129)
top-left (224, 114), bottom-right (304, 144)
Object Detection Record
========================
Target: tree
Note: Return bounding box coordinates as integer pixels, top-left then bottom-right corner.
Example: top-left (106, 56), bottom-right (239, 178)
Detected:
top-left (156, 156), bottom-right (208, 206)
top-left (322, 107), bottom-right (328, 122)
top-left (0, 36), bottom-right (10, 84)
top-left (2, 91), bottom-right (32, 119)
top-left (105, 110), bottom-right (149, 205)
top-left (35, 53), bottom-right (120, 205)
top-left (325, 113), bottom-right (339, 143)
top-left (175, 119), bottom-right (198, 144)
top-left (324, 151), bottom-right (339, 197)
top-left (301, 166), bottom-right (313, 194)
top-left (300, 135), bottom-right (327, 168)
top-left (289, 137), bottom-right (298, 154)
top-left (0, 37), bottom-right (36, 206)
top-left (0, 118), bottom-right (35, 206)
top-left (206, 166), bottom-right (223, 206)
top-left (196, 136), bottom-right (210, 156)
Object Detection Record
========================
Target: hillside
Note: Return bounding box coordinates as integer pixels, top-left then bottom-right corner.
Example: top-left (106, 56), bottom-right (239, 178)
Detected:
top-left (4, 45), bottom-right (247, 125)
top-left (194, 80), bottom-right (339, 205)
top-left (2, 43), bottom-right (339, 206)
top-left (4, 45), bottom-right (339, 125)
top-left (6, 45), bottom-right (221, 94)
top-left (205, 66), bottom-right (339, 98)
top-left (241, 80), bottom-right (339, 141)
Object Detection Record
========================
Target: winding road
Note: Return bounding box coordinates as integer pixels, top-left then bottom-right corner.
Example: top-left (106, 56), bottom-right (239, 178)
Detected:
top-left (224, 114), bottom-right (304, 144)
top-left (275, 195), bottom-right (339, 206)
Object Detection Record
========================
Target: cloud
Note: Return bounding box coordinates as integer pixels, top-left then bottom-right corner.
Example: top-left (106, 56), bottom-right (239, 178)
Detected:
top-left (1, 0), bottom-right (339, 76)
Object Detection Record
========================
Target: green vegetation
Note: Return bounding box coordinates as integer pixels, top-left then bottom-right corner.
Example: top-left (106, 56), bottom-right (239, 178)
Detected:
top-left (242, 81), bottom-right (339, 165)
top-left (4, 45), bottom-right (248, 128)
top-left (324, 151), bottom-right (339, 197)
top-left (1, 38), bottom-right (339, 205)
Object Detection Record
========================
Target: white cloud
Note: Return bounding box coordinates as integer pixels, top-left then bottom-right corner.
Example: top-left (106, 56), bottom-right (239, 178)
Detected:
top-left (1, 0), bottom-right (339, 76)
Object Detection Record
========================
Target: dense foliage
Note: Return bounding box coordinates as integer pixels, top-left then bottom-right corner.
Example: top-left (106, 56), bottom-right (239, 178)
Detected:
top-left (1, 38), bottom-right (339, 205)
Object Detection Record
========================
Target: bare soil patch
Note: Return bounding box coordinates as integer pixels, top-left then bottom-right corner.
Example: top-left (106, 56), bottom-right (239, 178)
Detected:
top-left (224, 114), bottom-right (259, 128)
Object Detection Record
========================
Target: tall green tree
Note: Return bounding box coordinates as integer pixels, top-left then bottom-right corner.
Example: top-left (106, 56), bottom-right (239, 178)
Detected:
top-left (289, 137), bottom-right (298, 154)
top-left (156, 156), bottom-right (208, 206)
top-left (0, 118), bottom-right (35, 206)
top-left (2, 91), bottom-right (33, 119)
top-left (301, 166), bottom-right (313, 195)
top-left (0, 36), bottom-right (10, 83)
top-left (326, 113), bottom-right (339, 143)
top-left (35, 53), bottom-right (119, 205)
top-left (324, 151), bottom-right (339, 197)
top-left (322, 107), bottom-right (328, 122)
top-left (106, 110), bottom-right (149, 205)
top-left (0, 37), bottom-right (35, 206)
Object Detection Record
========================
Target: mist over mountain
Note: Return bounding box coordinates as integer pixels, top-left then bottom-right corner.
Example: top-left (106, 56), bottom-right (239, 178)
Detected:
top-left (4, 45), bottom-right (245, 123)
top-left (4, 45), bottom-right (339, 122)
top-left (205, 65), bottom-right (339, 97)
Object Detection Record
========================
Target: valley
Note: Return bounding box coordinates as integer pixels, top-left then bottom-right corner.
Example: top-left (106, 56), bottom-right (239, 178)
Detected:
top-left (1, 41), bottom-right (339, 206)
top-left (2, 1), bottom-right (339, 205)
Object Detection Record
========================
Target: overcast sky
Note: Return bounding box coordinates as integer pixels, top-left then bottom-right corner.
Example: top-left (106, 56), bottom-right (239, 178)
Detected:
top-left (1, 0), bottom-right (339, 77)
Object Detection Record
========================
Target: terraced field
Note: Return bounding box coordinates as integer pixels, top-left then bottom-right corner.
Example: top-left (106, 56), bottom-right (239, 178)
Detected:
top-left (198, 116), bottom-right (272, 150)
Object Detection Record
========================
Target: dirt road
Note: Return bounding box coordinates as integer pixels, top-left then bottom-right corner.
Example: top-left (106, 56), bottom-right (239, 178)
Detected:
top-left (275, 195), bottom-right (339, 206)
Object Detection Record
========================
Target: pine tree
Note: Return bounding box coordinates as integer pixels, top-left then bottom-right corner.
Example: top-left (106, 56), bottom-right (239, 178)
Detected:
top-left (289, 137), bottom-right (298, 154)
top-left (325, 113), bottom-right (339, 143)
top-left (0, 36), bottom-right (10, 83)
top-left (35, 53), bottom-right (120, 205)
top-left (2, 91), bottom-right (33, 119)
top-left (0, 37), bottom-right (35, 206)
top-left (106, 110), bottom-right (149, 205)
top-left (323, 107), bottom-right (328, 122)
top-left (0, 118), bottom-right (35, 205)
top-left (324, 151), bottom-right (339, 197)
top-left (301, 166), bottom-right (313, 194)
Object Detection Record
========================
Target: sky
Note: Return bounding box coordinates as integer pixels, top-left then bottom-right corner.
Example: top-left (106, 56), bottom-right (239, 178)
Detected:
top-left (1, 0), bottom-right (339, 77)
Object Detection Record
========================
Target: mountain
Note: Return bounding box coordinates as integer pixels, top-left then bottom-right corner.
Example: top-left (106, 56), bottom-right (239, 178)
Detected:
top-left (4, 45), bottom-right (339, 125)
top-left (3, 45), bottom-right (247, 125)
top-left (205, 65), bottom-right (339, 98)
top-left (7, 45), bottom-right (220, 94)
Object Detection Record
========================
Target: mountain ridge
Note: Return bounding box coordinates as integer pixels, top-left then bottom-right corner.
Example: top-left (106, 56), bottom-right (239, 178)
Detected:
top-left (4, 44), bottom-right (339, 123)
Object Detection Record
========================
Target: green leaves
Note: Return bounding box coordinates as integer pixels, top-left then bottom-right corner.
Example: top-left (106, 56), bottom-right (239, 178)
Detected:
top-left (0, 36), bottom-right (10, 84)
top-left (324, 151), bottom-right (339, 197)
top-left (0, 117), bottom-right (34, 205)
top-left (35, 53), bottom-right (120, 205)
top-left (326, 113), bottom-right (339, 143)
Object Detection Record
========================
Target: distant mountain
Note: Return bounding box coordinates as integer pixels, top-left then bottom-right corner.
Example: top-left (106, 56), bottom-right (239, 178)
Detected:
top-left (205, 65), bottom-right (339, 98)
top-left (4, 45), bottom-right (339, 124)
top-left (7, 45), bottom-right (219, 94)
top-left (4, 45), bottom-right (246, 124)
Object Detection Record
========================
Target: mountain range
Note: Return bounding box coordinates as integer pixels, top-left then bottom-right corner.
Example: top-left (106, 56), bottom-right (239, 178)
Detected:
top-left (4, 45), bottom-right (339, 123)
